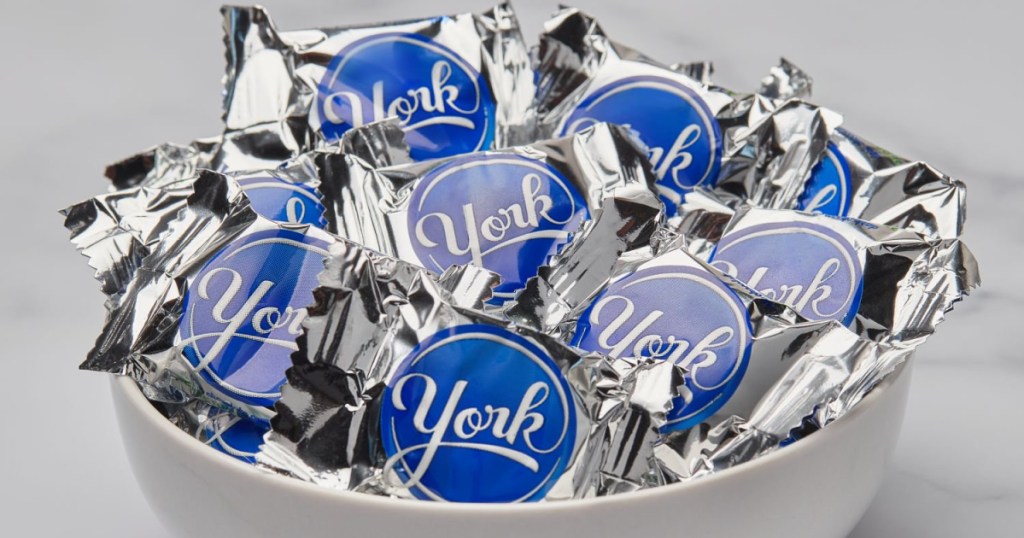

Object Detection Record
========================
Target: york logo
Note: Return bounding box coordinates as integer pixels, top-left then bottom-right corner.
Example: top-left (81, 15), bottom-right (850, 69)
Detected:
top-left (179, 230), bottom-right (330, 407)
top-left (316, 33), bottom-right (496, 161)
top-left (236, 176), bottom-right (326, 228)
top-left (796, 143), bottom-right (852, 217)
top-left (572, 266), bottom-right (751, 432)
top-left (380, 325), bottom-right (576, 503)
top-left (710, 221), bottom-right (863, 324)
top-left (558, 76), bottom-right (722, 214)
top-left (407, 154), bottom-right (588, 302)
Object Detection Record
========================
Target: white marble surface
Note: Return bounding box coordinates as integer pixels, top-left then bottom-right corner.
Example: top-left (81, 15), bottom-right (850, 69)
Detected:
top-left (1, 1), bottom-right (1021, 536)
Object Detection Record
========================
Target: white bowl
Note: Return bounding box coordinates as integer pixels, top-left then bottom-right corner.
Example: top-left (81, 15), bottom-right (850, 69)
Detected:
top-left (111, 362), bottom-right (911, 538)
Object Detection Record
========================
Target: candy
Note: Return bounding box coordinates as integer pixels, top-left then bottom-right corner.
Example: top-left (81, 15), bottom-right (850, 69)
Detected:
top-left (508, 204), bottom-right (833, 431)
top-left (569, 251), bottom-right (758, 431)
top-left (64, 121), bottom-right (407, 302)
top-left (534, 7), bottom-right (734, 212)
top-left (680, 204), bottom-right (977, 347)
top-left (80, 171), bottom-right (336, 420)
top-left (219, 3), bottom-right (534, 167)
top-left (710, 218), bottom-right (863, 325)
top-left (316, 122), bottom-right (657, 303)
top-left (534, 9), bottom-right (813, 217)
top-left (708, 103), bottom-right (966, 240)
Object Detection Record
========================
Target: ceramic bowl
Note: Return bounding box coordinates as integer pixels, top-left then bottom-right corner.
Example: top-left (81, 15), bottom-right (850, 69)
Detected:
top-left (111, 362), bottom-right (910, 538)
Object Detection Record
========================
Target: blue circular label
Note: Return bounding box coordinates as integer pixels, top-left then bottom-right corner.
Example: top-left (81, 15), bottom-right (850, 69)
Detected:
top-left (316, 33), bottom-right (496, 161)
top-left (709, 221), bottom-right (863, 325)
top-left (407, 153), bottom-right (589, 303)
top-left (380, 324), bottom-right (577, 503)
top-left (557, 75), bottom-right (722, 215)
top-left (572, 266), bottom-right (752, 432)
top-left (237, 176), bottom-right (327, 228)
top-left (796, 143), bottom-right (852, 217)
top-left (179, 229), bottom-right (330, 407)
top-left (203, 414), bottom-right (267, 464)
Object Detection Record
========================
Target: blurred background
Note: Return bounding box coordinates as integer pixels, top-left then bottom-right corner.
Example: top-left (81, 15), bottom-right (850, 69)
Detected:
top-left (1, 1), bottom-right (1021, 535)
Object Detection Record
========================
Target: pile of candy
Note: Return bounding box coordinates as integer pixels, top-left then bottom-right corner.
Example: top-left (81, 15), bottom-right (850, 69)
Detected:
top-left (64, 4), bottom-right (979, 503)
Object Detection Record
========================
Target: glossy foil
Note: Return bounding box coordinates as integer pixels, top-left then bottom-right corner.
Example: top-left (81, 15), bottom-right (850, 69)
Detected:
top-left (220, 3), bottom-right (534, 168)
top-left (257, 240), bottom-right (680, 501)
top-left (75, 172), bottom-right (336, 421)
top-left (702, 103), bottom-right (966, 240)
top-left (534, 9), bottom-right (813, 217)
top-left (60, 3), bottom-right (982, 504)
top-left (316, 122), bottom-right (657, 304)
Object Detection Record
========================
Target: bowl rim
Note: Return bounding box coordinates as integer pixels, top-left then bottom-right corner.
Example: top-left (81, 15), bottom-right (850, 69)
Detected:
top-left (114, 361), bottom-right (906, 513)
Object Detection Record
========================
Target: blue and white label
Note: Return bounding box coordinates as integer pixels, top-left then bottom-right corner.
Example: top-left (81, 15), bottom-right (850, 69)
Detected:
top-left (558, 75), bottom-right (722, 214)
top-left (316, 33), bottom-right (496, 161)
top-left (179, 229), bottom-right (330, 407)
top-left (380, 324), bottom-right (577, 503)
top-left (710, 221), bottom-right (863, 325)
top-left (796, 143), bottom-right (852, 217)
top-left (202, 414), bottom-right (267, 464)
top-left (237, 176), bottom-right (326, 228)
top-left (572, 266), bottom-right (752, 432)
top-left (407, 154), bottom-right (588, 302)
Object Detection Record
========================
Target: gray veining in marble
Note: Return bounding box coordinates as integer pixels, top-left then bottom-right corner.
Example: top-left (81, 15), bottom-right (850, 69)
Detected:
top-left (1, 1), bottom-right (1021, 536)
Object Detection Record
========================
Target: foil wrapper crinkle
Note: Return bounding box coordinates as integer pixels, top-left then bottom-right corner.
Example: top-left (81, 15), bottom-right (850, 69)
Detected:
top-left (220, 3), bottom-right (535, 167)
top-left (315, 121), bottom-right (657, 304)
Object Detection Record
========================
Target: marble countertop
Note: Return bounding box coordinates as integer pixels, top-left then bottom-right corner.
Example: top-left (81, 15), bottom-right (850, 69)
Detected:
top-left (2, 1), bottom-right (1021, 536)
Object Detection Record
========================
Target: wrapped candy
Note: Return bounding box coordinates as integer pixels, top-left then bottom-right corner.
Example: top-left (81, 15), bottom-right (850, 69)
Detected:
top-left (534, 7), bottom-right (816, 214)
top-left (677, 204), bottom-right (977, 347)
top-left (77, 172), bottom-right (336, 421)
top-left (315, 122), bottom-right (658, 303)
top-left (63, 121), bottom-right (407, 302)
top-left (701, 95), bottom-right (964, 240)
top-left (219, 3), bottom-right (534, 167)
top-left (59, 2), bottom-right (981, 506)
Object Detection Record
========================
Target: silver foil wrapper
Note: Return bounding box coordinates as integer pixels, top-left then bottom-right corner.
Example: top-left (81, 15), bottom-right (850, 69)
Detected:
top-left (757, 58), bottom-right (813, 102)
top-left (677, 205), bottom-right (978, 347)
top-left (534, 6), bottom-right (735, 210)
top-left (504, 183), bottom-right (666, 331)
top-left (685, 327), bottom-right (912, 478)
top-left (671, 61), bottom-right (715, 87)
top-left (713, 100), bottom-right (844, 212)
top-left (105, 119), bottom-right (413, 189)
top-left (78, 171), bottom-right (337, 421)
top-left (534, 8), bottom-right (814, 214)
top-left (220, 3), bottom-right (534, 168)
top-left (258, 239), bottom-right (681, 501)
top-left (162, 399), bottom-right (269, 464)
top-left (508, 210), bottom-right (837, 431)
top-left (673, 57), bottom-right (812, 103)
top-left (62, 181), bottom-right (194, 305)
top-left (703, 101), bottom-right (966, 240)
top-left (64, 121), bottom-right (410, 303)
top-left (316, 122), bottom-right (658, 303)
top-left (651, 207), bottom-right (978, 478)
top-left (105, 136), bottom-right (222, 191)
